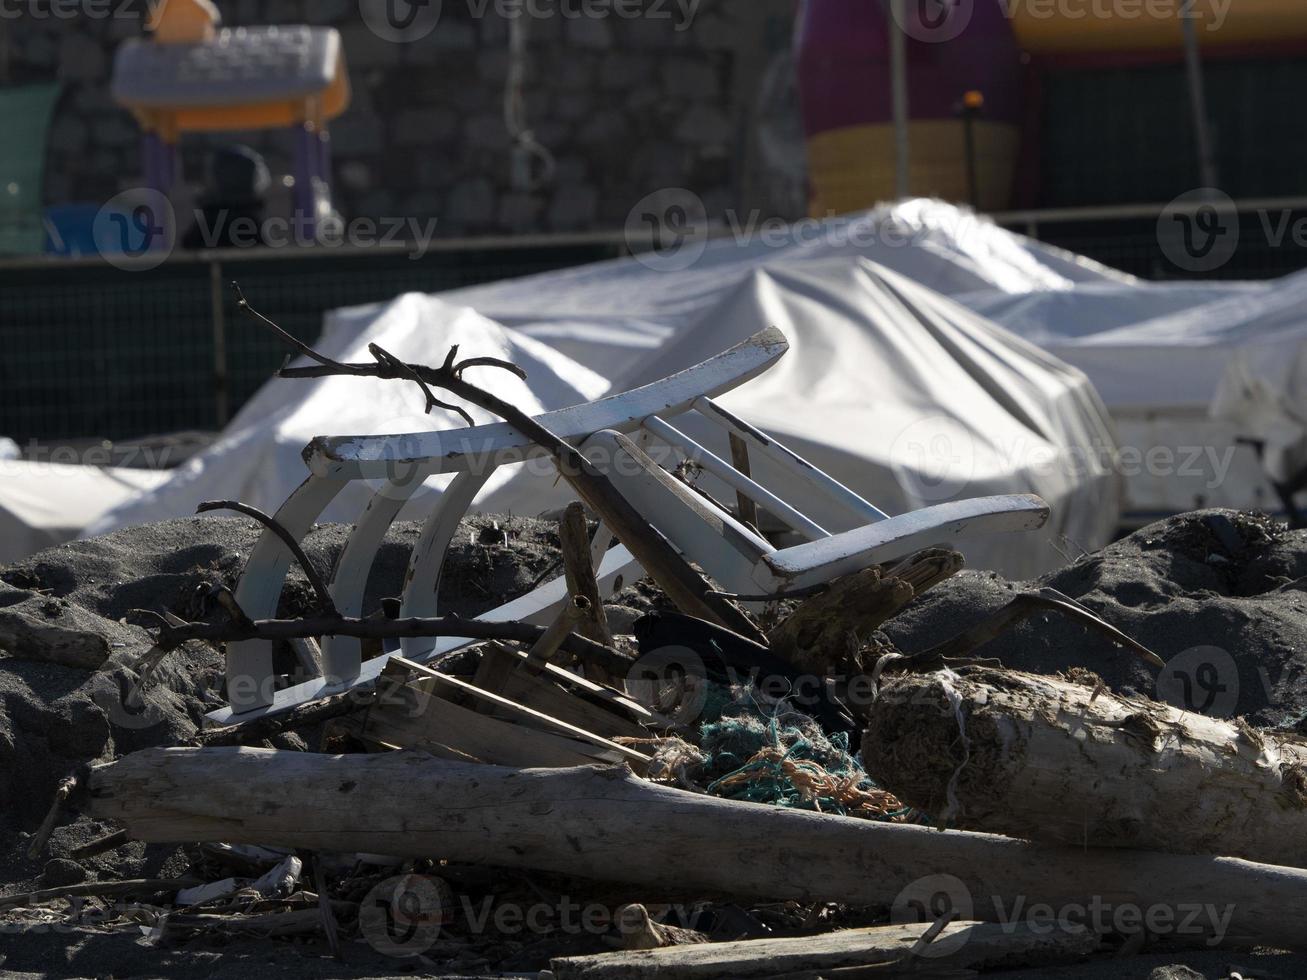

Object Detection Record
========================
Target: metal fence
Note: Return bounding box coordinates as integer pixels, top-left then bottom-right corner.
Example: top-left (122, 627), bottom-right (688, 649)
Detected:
top-left (0, 235), bottom-right (626, 443)
top-left (991, 196), bottom-right (1307, 281)
top-left (5, 197), bottom-right (1307, 445)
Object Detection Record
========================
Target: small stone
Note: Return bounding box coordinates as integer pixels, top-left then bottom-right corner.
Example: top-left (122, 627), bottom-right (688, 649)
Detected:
top-left (42, 858), bottom-right (86, 888)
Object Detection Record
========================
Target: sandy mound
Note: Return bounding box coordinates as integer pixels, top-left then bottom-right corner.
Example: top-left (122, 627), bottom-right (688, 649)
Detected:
top-left (880, 509), bottom-right (1307, 728)
top-left (4, 509), bottom-right (1307, 979)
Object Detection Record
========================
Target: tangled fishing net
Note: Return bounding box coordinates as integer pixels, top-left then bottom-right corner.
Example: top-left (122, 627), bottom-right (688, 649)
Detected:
top-left (627, 686), bottom-right (910, 821)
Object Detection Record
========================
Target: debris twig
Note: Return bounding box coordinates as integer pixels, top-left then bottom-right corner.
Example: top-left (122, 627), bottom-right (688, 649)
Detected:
top-left (897, 588), bottom-right (1164, 671)
top-left (0, 877), bottom-right (200, 911)
top-left (196, 500), bottom-right (336, 616)
top-left (144, 611), bottom-right (635, 677)
top-left (69, 828), bottom-right (131, 860)
top-left (27, 772), bottom-right (79, 859)
top-left (312, 856), bottom-right (341, 959)
top-left (233, 283), bottom-right (764, 642)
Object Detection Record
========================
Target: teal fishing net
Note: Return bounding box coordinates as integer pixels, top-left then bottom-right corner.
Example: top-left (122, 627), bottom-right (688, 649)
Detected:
top-left (695, 694), bottom-right (910, 821)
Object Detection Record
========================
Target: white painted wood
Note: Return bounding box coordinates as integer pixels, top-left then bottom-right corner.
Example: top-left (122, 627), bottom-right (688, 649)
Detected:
top-left (320, 477), bottom-right (425, 680)
top-left (639, 415), bottom-right (828, 541)
top-left (693, 396), bottom-right (890, 523)
top-left (397, 471), bottom-right (490, 659)
top-left (226, 475), bottom-right (350, 711)
top-left (204, 544), bottom-right (641, 726)
top-left (304, 327), bottom-right (788, 481)
top-left (582, 430), bottom-right (770, 596)
top-left (753, 494), bottom-right (1051, 592)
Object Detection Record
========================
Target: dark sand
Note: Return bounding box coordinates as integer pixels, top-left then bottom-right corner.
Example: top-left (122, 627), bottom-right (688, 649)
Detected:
top-left (3, 509), bottom-right (1307, 978)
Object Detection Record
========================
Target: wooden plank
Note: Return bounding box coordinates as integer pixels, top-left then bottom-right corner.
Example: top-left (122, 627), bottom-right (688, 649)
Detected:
top-left (306, 327), bottom-right (789, 481)
top-left (392, 656), bottom-right (651, 767)
top-left (365, 677), bottom-right (608, 768)
top-left (754, 495), bottom-right (1050, 592)
top-left (477, 642), bottom-right (662, 725)
top-left (472, 645), bottom-right (649, 741)
top-left (548, 920), bottom-right (1097, 979)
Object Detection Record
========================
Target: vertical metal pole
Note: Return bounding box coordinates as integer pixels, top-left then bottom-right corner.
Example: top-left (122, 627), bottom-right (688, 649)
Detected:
top-left (889, 0), bottom-right (911, 200)
top-left (1181, 0), bottom-right (1219, 190)
top-left (962, 112), bottom-right (979, 208)
top-left (209, 259), bottom-right (229, 428)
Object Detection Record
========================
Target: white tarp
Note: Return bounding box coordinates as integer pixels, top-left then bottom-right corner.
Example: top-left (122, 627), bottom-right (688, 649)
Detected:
top-left (963, 266), bottom-right (1307, 522)
top-left (85, 297), bottom-right (610, 537)
top-left (0, 461), bottom-right (169, 564)
top-left (72, 200), bottom-right (1127, 578)
top-left (443, 197), bottom-right (1132, 382)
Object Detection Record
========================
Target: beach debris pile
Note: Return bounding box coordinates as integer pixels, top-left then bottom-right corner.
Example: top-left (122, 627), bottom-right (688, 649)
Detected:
top-left (7, 304), bottom-right (1307, 977)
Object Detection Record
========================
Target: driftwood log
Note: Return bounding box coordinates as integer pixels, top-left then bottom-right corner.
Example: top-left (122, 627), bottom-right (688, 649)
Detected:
top-left (84, 748), bottom-right (1307, 949)
top-left (862, 667), bottom-right (1307, 867)
top-left (549, 920), bottom-right (1097, 980)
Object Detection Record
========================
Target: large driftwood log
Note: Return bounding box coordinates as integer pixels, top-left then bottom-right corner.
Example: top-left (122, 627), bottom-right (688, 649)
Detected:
top-left (85, 748), bottom-right (1307, 950)
top-left (862, 667), bottom-right (1307, 866)
top-left (549, 920), bottom-right (1096, 980)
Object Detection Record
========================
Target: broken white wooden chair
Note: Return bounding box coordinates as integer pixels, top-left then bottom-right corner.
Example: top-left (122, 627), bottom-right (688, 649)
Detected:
top-left (208, 327), bottom-right (1048, 725)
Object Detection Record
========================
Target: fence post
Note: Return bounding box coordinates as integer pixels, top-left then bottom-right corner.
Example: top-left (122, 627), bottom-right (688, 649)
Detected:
top-left (209, 258), bottom-right (229, 428)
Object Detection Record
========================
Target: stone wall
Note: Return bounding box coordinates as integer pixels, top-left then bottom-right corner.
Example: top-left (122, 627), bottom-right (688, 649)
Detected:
top-left (3, 0), bottom-right (805, 238)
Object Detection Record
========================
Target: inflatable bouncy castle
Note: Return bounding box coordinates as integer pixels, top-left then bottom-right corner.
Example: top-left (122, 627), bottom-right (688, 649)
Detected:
top-left (797, 0), bottom-right (1307, 216)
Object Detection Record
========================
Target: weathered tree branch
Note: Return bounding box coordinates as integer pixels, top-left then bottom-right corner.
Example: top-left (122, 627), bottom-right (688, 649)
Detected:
top-left (146, 611), bottom-right (635, 678)
top-left (233, 284), bottom-right (764, 643)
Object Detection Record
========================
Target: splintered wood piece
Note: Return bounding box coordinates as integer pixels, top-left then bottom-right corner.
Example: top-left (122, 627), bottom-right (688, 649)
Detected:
top-left (390, 657), bottom-right (650, 767)
top-left (471, 645), bottom-right (649, 741)
top-left (548, 920), bottom-right (1096, 979)
top-left (561, 502), bottom-right (616, 650)
top-left (727, 433), bottom-right (760, 533)
top-left (768, 549), bottom-right (965, 675)
top-left (366, 671), bottom-right (614, 768)
top-left (474, 643), bottom-right (656, 725)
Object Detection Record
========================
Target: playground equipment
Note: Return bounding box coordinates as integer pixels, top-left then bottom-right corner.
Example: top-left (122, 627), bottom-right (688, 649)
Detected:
top-left (110, 0), bottom-right (350, 236)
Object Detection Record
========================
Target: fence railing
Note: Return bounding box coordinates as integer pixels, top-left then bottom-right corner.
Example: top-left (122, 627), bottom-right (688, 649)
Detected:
top-left (5, 196), bottom-right (1307, 445)
top-left (0, 234), bottom-right (630, 444)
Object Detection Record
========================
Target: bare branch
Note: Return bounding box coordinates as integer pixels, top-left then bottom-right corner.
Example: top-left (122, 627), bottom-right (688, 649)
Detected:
top-left (238, 288), bottom-right (765, 642)
top-left (196, 500), bottom-right (337, 617)
top-left (151, 612), bottom-right (636, 678)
